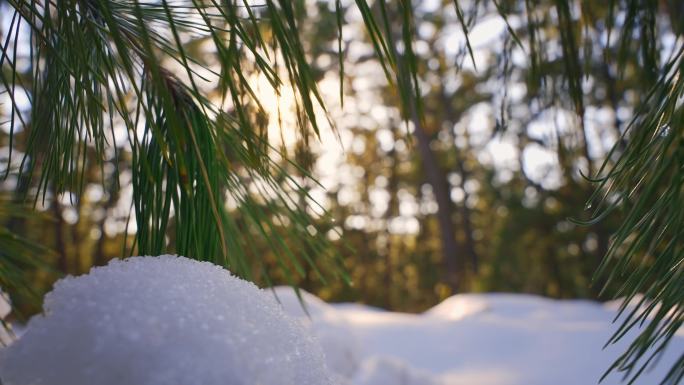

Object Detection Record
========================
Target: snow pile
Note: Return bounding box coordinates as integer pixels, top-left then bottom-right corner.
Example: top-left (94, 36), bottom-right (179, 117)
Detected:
top-left (274, 287), bottom-right (361, 380)
top-left (350, 356), bottom-right (441, 385)
top-left (0, 256), bottom-right (332, 385)
top-left (424, 293), bottom-right (490, 321)
top-left (273, 289), bottom-right (684, 385)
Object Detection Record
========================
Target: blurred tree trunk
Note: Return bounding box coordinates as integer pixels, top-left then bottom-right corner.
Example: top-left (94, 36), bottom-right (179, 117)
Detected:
top-left (296, 150), bottom-right (313, 289)
top-left (410, 114), bottom-right (460, 289)
top-left (388, 5), bottom-right (461, 290)
top-left (455, 158), bottom-right (478, 273)
top-left (384, 121), bottom-right (400, 306)
top-left (51, 187), bottom-right (68, 274)
top-left (438, 79), bottom-right (479, 274)
top-left (95, 181), bottom-right (119, 267)
top-left (71, 196), bottom-right (82, 273)
top-left (6, 169), bottom-right (32, 246)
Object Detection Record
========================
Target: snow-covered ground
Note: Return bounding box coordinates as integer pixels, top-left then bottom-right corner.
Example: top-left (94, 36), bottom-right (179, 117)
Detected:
top-left (274, 287), bottom-right (684, 385)
top-left (2, 257), bottom-right (682, 385)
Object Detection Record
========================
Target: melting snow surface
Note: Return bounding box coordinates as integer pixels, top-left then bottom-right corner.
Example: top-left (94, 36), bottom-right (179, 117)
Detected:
top-left (0, 256), bottom-right (332, 385)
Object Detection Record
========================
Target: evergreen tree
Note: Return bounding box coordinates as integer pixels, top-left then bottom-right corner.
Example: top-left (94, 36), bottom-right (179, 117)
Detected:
top-left (1, 0), bottom-right (682, 383)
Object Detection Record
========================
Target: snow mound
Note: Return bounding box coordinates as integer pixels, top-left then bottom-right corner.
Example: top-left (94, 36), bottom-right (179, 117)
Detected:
top-left (323, 293), bottom-right (683, 385)
top-left (273, 286), bottom-right (334, 318)
top-left (0, 255), bottom-right (332, 385)
top-left (274, 286), bottom-right (362, 379)
top-left (350, 356), bottom-right (442, 385)
top-left (424, 294), bottom-right (490, 320)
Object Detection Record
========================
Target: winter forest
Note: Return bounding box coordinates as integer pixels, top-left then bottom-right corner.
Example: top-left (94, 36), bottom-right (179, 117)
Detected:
top-left (0, 0), bottom-right (683, 384)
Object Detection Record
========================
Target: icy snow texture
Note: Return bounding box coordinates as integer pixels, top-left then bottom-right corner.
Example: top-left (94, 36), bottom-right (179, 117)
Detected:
top-left (274, 287), bottom-right (361, 379)
top-left (0, 256), bottom-right (332, 385)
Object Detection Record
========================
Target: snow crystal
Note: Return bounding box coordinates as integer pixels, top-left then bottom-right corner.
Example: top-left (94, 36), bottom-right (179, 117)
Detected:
top-left (274, 287), bottom-right (361, 379)
top-left (0, 255), bottom-right (332, 385)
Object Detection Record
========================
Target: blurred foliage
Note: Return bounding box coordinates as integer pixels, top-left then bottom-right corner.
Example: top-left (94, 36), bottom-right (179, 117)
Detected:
top-left (255, 0), bottom-right (655, 310)
top-left (0, 0), bottom-right (349, 319)
top-left (255, 2), bottom-right (684, 382)
top-left (1, 0), bottom-right (683, 383)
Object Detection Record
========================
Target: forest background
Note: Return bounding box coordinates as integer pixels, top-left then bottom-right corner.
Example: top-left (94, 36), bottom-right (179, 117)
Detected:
top-left (0, 0), bottom-right (680, 320)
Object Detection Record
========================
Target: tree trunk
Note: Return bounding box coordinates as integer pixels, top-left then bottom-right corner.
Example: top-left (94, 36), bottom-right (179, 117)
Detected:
top-left (51, 188), bottom-right (68, 274)
top-left (388, 6), bottom-right (461, 290)
top-left (410, 108), bottom-right (461, 289)
top-left (456, 158), bottom-right (479, 273)
top-left (438, 79), bottom-right (480, 274)
top-left (95, 183), bottom-right (119, 267)
top-left (384, 122), bottom-right (400, 306)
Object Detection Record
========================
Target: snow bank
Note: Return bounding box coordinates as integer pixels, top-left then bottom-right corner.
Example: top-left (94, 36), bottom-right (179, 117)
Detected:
top-left (424, 293), bottom-right (490, 321)
top-left (0, 256), bottom-right (332, 385)
top-left (3, 259), bottom-right (681, 385)
top-left (273, 289), bottom-right (684, 385)
top-left (350, 356), bottom-right (441, 385)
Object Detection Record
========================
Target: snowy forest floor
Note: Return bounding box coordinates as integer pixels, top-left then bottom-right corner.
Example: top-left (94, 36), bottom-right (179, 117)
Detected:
top-left (274, 287), bottom-right (684, 385)
top-left (3, 282), bottom-right (683, 385)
